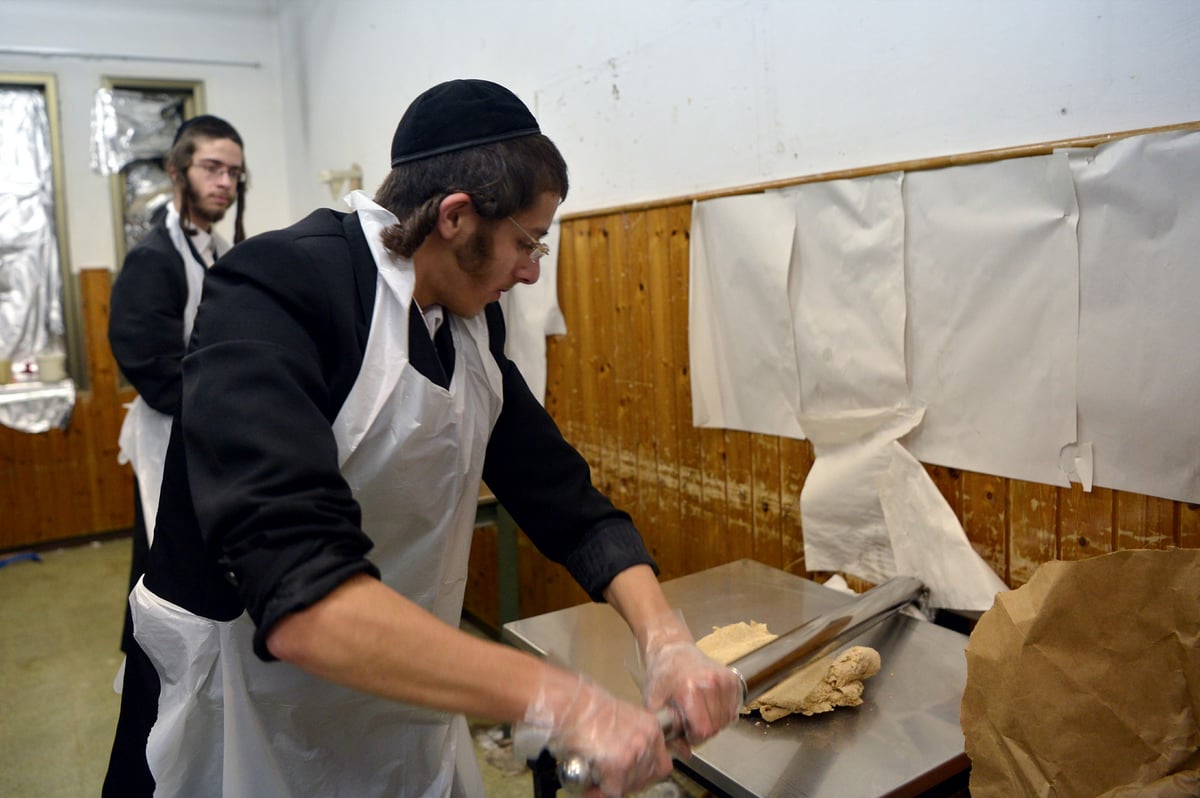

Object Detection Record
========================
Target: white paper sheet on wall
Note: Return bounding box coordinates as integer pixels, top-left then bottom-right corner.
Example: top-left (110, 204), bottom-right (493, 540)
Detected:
top-left (684, 129), bottom-right (1198, 601)
top-left (778, 173), bottom-right (1003, 610)
top-left (500, 223), bottom-right (567, 404)
top-left (1069, 131), bottom-right (1200, 503)
top-left (689, 194), bottom-right (805, 438)
top-left (900, 153), bottom-right (1079, 487)
top-left (691, 179), bottom-right (1006, 610)
top-left (779, 173), bottom-right (908, 413)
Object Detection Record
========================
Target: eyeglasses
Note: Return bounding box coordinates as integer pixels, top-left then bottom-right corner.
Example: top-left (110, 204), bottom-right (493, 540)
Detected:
top-left (508, 217), bottom-right (550, 263)
top-left (191, 160), bottom-right (246, 183)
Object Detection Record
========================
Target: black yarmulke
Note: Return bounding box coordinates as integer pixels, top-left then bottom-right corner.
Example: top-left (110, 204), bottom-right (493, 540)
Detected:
top-left (390, 79), bottom-right (540, 167)
top-left (172, 114), bottom-right (239, 146)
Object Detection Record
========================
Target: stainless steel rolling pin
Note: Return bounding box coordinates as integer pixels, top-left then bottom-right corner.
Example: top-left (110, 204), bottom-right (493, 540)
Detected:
top-left (557, 574), bottom-right (928, 791)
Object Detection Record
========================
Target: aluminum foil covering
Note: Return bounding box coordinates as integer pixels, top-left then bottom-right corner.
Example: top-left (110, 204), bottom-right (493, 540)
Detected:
top-left (1, 85), bottom-right (72, 435)
top-left (0, 381), bottom-right (76, 433)
top-left (90, 88), bottom-right (185, 176)
top-left (122, 160), bottom-right (173, 252)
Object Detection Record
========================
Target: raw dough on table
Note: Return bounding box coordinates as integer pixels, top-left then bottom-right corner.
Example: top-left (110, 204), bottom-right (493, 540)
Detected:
top-left (696, 621), bottom-right (881, 722)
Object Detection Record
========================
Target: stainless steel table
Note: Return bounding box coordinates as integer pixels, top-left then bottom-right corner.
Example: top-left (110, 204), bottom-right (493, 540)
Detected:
top-left (502, 559), bottom-right (970, 798)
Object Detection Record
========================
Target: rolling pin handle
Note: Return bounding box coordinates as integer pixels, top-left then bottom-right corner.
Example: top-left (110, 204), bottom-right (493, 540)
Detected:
top-left (730, 668), bottom-right (750, 707)
top-left (557, 705), bottom-right (685, 792)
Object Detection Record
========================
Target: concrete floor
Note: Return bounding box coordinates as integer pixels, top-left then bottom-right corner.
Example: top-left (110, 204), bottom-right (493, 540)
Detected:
top-left (1, 540), bottom-right (128, 797)
top-left (0, 538), bottom-right (708, 797)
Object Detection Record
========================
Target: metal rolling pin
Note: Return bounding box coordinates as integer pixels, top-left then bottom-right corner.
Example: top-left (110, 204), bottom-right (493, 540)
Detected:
top-left (557, 575), bottom-right (928, 792)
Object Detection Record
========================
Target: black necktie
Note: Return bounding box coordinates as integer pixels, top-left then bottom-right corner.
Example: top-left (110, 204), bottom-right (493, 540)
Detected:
top-left (407, 305), bottom-right (453, 389)
top-left (433, 319), bottom-right (456, 379)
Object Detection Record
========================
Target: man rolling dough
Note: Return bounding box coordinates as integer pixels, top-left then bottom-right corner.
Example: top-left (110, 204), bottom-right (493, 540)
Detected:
top-left (103, 79), bottom-right (742, 798)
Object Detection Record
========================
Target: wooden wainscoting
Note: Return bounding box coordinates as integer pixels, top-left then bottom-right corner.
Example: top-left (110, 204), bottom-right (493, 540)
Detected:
top-left (0, 269), bottom-right (134, 551)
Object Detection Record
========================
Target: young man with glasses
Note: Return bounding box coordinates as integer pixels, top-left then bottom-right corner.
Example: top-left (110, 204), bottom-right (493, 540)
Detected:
top-left (104, 80), bottom-right (740, 798)
top-left (107, 114), bottom-right (247, 657)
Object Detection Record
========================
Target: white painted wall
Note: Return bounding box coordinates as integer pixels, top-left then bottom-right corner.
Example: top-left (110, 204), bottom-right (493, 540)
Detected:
top-left (0, 0), bottom-right (292, 271)
top-left (276, 0), bottom-right (1200, 217)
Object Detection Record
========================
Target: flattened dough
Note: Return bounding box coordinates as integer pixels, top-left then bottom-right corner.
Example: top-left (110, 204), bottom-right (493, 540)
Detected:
top-left (697, 621), bottom-right (881, 722)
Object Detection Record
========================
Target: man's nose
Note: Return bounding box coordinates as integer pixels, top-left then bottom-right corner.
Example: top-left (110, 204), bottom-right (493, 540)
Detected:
top-left (514, 259), bottom-right (540, 285)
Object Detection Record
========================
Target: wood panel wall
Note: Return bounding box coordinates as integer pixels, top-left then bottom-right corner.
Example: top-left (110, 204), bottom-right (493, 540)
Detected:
top-left (507, 200), bottom-right (1200, 621)
top-left (0, 269), bottom-right (135, 552)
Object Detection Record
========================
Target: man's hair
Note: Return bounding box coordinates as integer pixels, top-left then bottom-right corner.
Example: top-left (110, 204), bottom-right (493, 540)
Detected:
top-left (374, 133), bottom-right (568, 259)
top-left (166, 115), bottom-right (248, 243)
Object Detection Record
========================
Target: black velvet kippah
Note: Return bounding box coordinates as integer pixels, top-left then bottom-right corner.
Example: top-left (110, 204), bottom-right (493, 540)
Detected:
top-left (390, 79), bottom-right (541, 167)
top-left (172, 114), bottom-right (238, 146)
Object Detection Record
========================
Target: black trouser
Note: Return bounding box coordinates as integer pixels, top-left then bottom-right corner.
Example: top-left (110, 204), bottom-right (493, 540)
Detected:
top-left (102, 637), bottom-right (159, 797)
top-left (120, 484), bottom-right (150, 654)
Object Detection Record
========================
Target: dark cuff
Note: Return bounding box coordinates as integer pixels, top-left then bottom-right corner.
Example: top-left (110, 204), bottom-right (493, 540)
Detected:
top-left (250, 558), bottom-right (381, 661)
top-left (564, 519), bottom-right (659, 602)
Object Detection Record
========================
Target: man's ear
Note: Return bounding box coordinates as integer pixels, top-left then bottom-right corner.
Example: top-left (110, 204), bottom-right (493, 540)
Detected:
top-left (168, 165), bottom-right (191, 196)
top-left (435, 192), bottom-right (475, 240)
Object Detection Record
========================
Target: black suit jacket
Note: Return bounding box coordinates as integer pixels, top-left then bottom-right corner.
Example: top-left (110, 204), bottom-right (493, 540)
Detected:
top-left (108, 220), bottom-right (195, 414)
top-left (143, 209), bottom-right (656, 660)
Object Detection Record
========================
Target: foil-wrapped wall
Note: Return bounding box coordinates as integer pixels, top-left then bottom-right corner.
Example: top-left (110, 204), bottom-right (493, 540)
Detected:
top-left (91, 87), bottom-right (182, 254)
top-left (0, 84), bottom-right (73, 432)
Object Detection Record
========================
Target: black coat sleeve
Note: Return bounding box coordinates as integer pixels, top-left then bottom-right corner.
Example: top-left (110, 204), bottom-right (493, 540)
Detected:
top-left (481, 304), bottom-right (657, 601)
top-left (171, 212), bottom-right (652, 661)
top-left (108, 233), bottom-right (189, 414)
top-left (180, 222), bottom-right (378, 660)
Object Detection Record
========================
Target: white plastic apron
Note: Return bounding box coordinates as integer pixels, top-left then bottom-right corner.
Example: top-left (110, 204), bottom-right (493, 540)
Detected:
top-left (117, 204), bottom-right (218, 545)
top-left (131, 193), bottom-right (504, 797)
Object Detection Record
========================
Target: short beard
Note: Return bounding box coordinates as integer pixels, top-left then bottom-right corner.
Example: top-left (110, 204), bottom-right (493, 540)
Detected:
top-left (184, 178), bottom-right (226, 228)
top-left (452, 225), bottom-right (492, 275)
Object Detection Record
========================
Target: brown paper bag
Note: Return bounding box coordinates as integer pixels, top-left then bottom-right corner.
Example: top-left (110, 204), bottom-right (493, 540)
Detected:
top-left (962, 548), bottom-right (1200, 797)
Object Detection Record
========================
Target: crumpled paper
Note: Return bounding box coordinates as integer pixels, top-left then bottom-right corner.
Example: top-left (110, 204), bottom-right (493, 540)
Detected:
top-left (962, 548), bottom-right (1200, 797)
top-left (800, 403), bottom-right (1008, 611)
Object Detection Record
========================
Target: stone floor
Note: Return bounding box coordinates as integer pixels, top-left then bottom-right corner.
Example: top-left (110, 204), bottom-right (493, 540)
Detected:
top-left (0, 538), bottom-right (711, 797)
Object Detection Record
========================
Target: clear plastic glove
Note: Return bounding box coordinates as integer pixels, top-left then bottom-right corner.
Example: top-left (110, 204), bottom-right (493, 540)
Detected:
top-left (640, 611), bottom-right (743, 757)
top-left (521, 668), bottom-right (673, 797)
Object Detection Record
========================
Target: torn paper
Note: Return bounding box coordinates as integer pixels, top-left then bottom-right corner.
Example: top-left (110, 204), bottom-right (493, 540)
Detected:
top-left (800, 403), bottom-right (1005, 611)
top-left (500, 222), bottom-right (566, 404)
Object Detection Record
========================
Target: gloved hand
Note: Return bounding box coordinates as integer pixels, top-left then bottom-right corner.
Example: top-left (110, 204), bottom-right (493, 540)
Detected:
top-left (639, 611), bottom-right (743, 757)
top-left (522, 667), bottom-right (673, 797)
